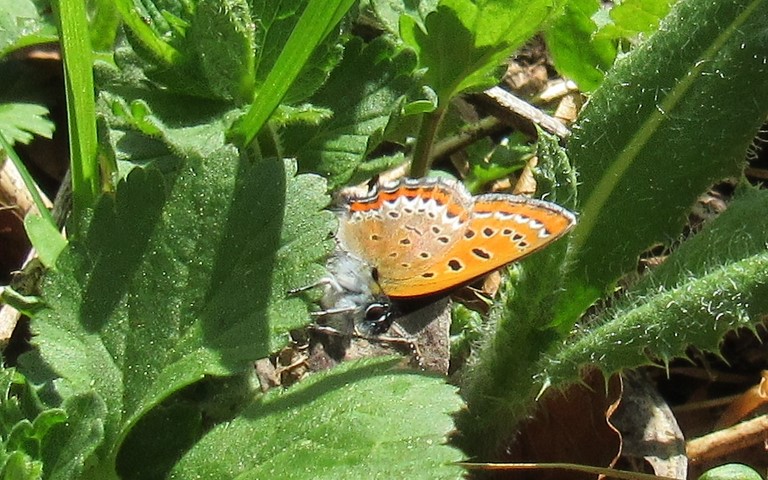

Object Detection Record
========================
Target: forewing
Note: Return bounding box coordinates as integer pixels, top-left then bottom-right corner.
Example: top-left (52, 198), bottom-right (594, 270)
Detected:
top-left (338, 179), bottom-right (472, 281)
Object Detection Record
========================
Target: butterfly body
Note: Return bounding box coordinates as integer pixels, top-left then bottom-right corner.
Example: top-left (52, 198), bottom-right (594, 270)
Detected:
top-left (319, 249), bottom-right (394, 335)
top-left (318, 177), bottom-right (576, 334)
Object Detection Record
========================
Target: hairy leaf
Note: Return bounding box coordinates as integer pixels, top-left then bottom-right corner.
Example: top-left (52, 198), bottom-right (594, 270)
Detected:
top-left (542, 188), bottom-right (768, 386)
top-left (171, 358), bottom-right (464, 479)
top-left (559, 0), bottom-right (768, 328)
top-left (18, 156), bottom-right (333, 473)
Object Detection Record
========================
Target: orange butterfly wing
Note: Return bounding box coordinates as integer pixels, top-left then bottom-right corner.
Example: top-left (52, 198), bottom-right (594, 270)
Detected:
top-left (337, 179), bottom-right (472, 280)
top-left (378, 194), bottom-right (576, 298)
top-left (337, 178), bottom-right (576, 299)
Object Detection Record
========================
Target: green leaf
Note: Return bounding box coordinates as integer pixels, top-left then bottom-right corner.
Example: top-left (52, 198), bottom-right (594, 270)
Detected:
top-left (170, 358), bottom-right (464, 479)
top-left (698, 463), bottom-right (763, 480)
top-left (558, 0), bottom-right (768, 329)
top-left (251, 1), bottom-right (345, 107)
top-left (401, 0), bottom-right (567, 103)
top-left (283, 36), bottom-right (416, 188)
top-left (598, 0), bottom-right (675, 40)
top-left (0, 103), bottom-right (54, 145)
top-left (42, 393), bottom-right (107, 480)
top-left (1, 451), bottom-right (43, 479)
top-left (0, 368), bottom-right (70, 479)
top-left (542, 188), bottom-right (768, 387)
top-left (357, 0), bottom-right (439, 35)
top-left (464, 132), bottom-right (531, 192)
top-left (23, 215), bottom-right (67, 270)
top-left (544, 0), bottom-right (617, 91)
top-left (0, 0), bottom-right (57, 58)
top-left (114, 0), bottom-right (185, 66)
top-left (89, 0), bottom-right (121, 52)
top-left (18, 155), bottom-right (333, 473)
top-left (117, 0), bottom-right (344, 106)
top-left (95, 61), bottom-right (238, 171)
top-left (187, 0), bottom-right (256, 103)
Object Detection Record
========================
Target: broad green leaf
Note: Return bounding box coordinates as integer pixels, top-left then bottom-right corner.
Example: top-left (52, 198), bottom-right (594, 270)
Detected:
top-left (18, 155), bottom-right (333, 474)
top-left (542, 188), bottom-right (768, 386)
top-left (0, 0), bottom-right (57, 58)
top-left (171, 358), bottom-right (464, 479)
top-left (23, 215), bottom-right (67, 270)
top-left (400, 0), bottom-right (567, 103)
top-left (283, 36), bottom-right (416, 188)
top-left (89, 0), bottom-right (121, 52)
top-left (95, 54), bottom-right (238, 171)
top-left (558, 0), bottom-right (768, 329)
top-left (250, 0), bottom-right (345, 106)
top-left (544, 0), bottom-right (616, 91)
top-left (0, 103), bottom-right (53, 145)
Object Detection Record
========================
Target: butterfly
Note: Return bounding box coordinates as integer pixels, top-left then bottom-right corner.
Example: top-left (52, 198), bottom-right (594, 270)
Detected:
top-left (313, 177), bottom-right (576, 336)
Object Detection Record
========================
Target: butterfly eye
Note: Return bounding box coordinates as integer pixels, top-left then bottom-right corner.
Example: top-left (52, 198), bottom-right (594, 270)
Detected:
top-left (362, 302), bottom-right (392, 335)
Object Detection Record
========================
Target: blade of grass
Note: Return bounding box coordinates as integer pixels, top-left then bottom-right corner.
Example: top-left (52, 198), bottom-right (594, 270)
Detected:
top-left (228, 0), bottom-right (356, 148)
top-left (54, 0), bottom-right (101, 222)
top-left (0, 132), bottom-right (56, 228)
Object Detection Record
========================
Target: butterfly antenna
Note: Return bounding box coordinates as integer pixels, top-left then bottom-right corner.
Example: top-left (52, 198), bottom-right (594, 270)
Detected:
top-left (287, 278), bottom-right (332, 295)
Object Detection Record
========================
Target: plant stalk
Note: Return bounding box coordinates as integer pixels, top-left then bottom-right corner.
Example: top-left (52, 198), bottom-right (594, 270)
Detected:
top-left (409, 106), bottom-right (447, 177)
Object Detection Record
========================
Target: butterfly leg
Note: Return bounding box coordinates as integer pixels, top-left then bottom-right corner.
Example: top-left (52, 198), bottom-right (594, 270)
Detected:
top-left (349, 322), bottom-right (423, 368)
top-left (306, 322), bottom-right (348, 336)
top-left (380, 322), bottom-right (423, 367)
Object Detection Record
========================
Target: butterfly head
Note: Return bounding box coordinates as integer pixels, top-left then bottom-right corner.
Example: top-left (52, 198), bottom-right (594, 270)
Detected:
top-left (317, 249), bottom-right (395, 336)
